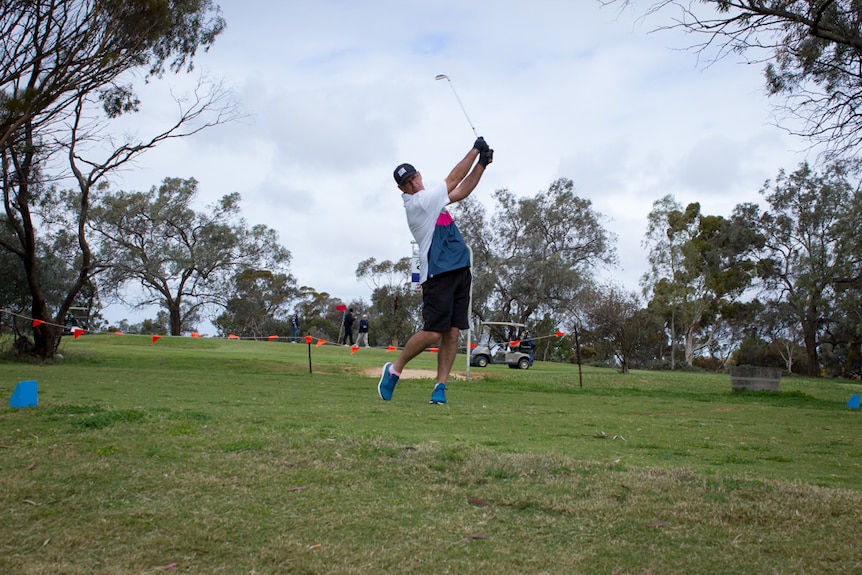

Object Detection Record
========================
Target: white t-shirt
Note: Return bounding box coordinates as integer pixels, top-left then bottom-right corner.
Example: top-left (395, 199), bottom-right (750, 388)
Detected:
top-left (402, 180), bottom-right (470, 284)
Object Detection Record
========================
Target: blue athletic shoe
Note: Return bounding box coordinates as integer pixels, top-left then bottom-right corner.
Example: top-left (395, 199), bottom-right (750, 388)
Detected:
top-left (430, 383), bottom-right (447, 404)
top-left (378, 362), bottom-right (399, 401)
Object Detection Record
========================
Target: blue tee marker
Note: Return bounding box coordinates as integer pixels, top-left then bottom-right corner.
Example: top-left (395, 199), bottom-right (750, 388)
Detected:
top-left (848, 394), bottom-right (861, 410)
top-left (10, 380), bottom-right (37, 408)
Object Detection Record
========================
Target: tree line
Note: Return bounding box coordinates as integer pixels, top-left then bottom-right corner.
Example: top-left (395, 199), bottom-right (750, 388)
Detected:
top-left (0, 0), bottom-right (230, 358)
top-left (3, 1), bottom-right (862, 378)
top-left (617, 161), bottom-right (861, 378)
top-left (351, 164), bottom-right (862, 379)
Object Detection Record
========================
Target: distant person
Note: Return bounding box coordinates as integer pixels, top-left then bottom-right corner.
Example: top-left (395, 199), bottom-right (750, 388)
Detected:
top-left (378, 136), bottom-right (493, 405)
top-left (341, 307), bottom-right (355, 346)
top-left (290, 310), bottom-right (300, 343)
top-left (357, 314), bottom-right (370, 347)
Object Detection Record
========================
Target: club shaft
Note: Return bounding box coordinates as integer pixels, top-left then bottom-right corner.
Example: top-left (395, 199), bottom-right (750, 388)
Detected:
top-left (441, 77), bottom-right (478, 138)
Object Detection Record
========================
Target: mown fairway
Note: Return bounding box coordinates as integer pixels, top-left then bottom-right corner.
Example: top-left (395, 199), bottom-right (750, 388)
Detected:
top-left (1, 335), bottom-right (861, 574)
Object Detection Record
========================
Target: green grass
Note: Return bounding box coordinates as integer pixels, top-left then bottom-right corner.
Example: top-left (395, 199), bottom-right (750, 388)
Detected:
top-left (1, 335), bottom-right (861, 574)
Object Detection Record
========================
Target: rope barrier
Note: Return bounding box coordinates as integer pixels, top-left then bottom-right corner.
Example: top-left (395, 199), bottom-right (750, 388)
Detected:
top-left (0, 308), bottom-right (567, 353)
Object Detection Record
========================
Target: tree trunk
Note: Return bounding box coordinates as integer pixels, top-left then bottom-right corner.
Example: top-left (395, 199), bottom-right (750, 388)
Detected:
top-left (782, 341), bottom-right (793, 373)
top-left (170, 303), bottom-right (182, 336)
top-left (25, 242), bottom-right (60, 359)
top-left (685, 326), bottom-right (695, 367)
top-left (17, 130), bottom-right (59, 359)
top-left (803, 322), bottom-right (819, 377)
top-left (670, 308), bottom-right (676, 370)
top-left (33, 322), bottom-right (62, 360)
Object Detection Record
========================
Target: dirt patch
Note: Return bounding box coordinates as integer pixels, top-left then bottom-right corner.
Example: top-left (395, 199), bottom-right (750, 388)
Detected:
top-left (361, 367), bottom-right (481, 381)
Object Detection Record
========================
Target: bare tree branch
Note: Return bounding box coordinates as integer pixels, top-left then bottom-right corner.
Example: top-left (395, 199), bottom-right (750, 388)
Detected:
top-left (602, 0), bottom-right (862, 158)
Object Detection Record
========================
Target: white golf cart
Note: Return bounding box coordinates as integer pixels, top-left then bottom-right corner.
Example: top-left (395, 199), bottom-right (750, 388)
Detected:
top-left (470, 321), bottom-right (534, 370)
top-left (62, 306), bottom-right (89, 335)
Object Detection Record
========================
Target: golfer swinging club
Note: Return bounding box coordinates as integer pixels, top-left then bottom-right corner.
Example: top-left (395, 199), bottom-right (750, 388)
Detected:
top-left (378, 137), bottom-right (494, 404)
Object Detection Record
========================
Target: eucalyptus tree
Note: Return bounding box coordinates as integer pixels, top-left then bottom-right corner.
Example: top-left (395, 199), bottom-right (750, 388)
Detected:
top-left (292, 286), bottom-right (363, 343)
top-left (355, 257), bottom-right (422, 347)
top-left (743, 160), bottom-right (862, 376)
top-left (453, 178), bottom-right (616, 328)
top-left (827, 288), bottom-right (862, 376)
top-left (642, 196), bottom-right (710, 367)
top-left (643, 195), bottom-right (760, 367)
top-left (582, 282), bottom-right (657, 374)
top-left (92, 177), bottom-right (292, 336)
top-left (758, 300), bottom-right (805, 373)
top-left (214, 268), bottom-right (298, 338)
top-left (0, 0), bottom-right (228, 357)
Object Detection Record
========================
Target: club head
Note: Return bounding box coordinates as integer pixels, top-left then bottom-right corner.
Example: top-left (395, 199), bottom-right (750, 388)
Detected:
top-left (435, 74), bottom-right (449, 81)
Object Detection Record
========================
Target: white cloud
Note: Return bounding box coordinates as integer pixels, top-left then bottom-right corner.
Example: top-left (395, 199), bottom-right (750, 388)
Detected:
top-left (103, 0), bottom-right (812, 328)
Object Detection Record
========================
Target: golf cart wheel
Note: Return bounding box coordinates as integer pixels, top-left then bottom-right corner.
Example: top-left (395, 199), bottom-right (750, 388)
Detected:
top-left (475, 355), bottom-right (489, 368)
top-left (517, 357), bottom-right (531, 370)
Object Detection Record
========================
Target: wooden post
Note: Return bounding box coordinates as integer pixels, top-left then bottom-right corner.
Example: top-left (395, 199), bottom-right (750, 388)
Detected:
top-left (574, 325), bottom-right (583, 388)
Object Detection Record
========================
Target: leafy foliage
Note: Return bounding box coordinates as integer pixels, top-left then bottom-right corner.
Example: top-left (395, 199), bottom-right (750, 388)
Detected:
top-left (214, 269), bottom-right (297, 338)
top-left (454, 178), bottom-right (616, 328)
top-left (91, 177), bottom-right (292, 335)
top-left (356, 257), bottom-right (421, 347)
top-left (642, 196), bottom-right (761, 368)
top-left (0, 0), bottom-right (227, 357)
top-left (746, 160), bottom-right (862, 375)
top-left (582, 283), bottom-right (664, 373)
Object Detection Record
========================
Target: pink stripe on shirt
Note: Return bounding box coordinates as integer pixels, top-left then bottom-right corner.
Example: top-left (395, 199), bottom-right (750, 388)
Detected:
top-left (436, 210), bottom-right (453, 226)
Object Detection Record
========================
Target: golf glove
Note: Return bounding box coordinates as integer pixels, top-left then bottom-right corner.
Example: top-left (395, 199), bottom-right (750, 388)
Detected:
top-left (478, 148), bottom-right (494, 167)
top-left (473, 136), bottom-right (490, 154)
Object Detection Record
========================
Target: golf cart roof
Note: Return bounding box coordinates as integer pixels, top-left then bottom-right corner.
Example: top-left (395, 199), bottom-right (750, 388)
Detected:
top-left (479, 321), bottom-right (526, 328)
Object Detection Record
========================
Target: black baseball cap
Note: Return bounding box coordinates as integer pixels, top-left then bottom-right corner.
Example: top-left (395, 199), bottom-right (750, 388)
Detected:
top-left (393, 163), bottom-right (417, 186)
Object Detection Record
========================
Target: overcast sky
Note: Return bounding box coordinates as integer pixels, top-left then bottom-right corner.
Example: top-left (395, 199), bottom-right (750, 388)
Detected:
top-left (107, 1), bottom-right (813, 329)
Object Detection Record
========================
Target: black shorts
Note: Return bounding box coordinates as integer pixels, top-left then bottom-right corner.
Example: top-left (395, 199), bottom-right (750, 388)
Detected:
top-left (421, 267), bottom-right (471, 333)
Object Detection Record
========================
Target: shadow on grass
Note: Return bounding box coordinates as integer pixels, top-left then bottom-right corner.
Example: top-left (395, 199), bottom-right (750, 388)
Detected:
top-left (39, 404), bottom-right (212, 430)
top-left (726, 389), bottom-right (840, 410)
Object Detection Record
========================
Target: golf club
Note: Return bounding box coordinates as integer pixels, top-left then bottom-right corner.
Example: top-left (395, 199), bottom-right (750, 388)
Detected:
top-left (435, 74), bottom-right (478, 138)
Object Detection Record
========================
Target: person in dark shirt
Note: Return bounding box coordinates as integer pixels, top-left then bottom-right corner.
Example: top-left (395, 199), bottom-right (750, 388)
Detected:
top-left (341, 308), bottom-right (355, 346)
top-left (357, 314), bottom-right (370, 347)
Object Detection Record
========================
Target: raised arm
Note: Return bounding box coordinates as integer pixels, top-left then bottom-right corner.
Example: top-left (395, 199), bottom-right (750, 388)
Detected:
top-left (445, 137), bottom-right (493, 203)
